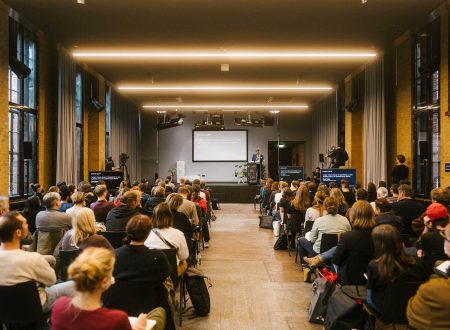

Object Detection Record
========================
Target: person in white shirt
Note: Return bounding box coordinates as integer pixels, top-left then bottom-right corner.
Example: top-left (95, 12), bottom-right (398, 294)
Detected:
top-left (144, 203), bottom-right (189, 275)
top-left (0, 211), bottom-right (74, 312)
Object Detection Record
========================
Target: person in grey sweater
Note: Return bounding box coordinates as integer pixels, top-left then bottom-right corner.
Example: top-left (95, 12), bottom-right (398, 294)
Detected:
top-left (36, 192), bottom-right (72, 232)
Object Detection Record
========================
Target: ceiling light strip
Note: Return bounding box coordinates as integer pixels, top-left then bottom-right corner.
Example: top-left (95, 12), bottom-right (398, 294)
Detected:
top-left (119, 86), bottom-right (332, 91)
top-left (143, 105), bottom-right (308, 109)
top-left (73, 52), bottom-right (377, 59)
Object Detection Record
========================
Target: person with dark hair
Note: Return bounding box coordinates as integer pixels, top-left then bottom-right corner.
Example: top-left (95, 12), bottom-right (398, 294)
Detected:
top-left (22, 196), bottom-right (41, 234)
top-left (192, 184), bottom-right (210, 247)
top-left (390, 154), bottom-right (409, 185)
top-left (374, 198), bottom-right (403, 231)
top-left (341, 179), bottom-right (355, 207)
top-left (90, 184), bottom-right (115, 223)
top-left (366, 224), bottom-right (425, 313)
top-left (106, 191), bottom-right (140, 231)
top-left (177, 186), bottom-right (199, 225)
top-left (78, 181), bottom-right (97, 208)
top-left (144, 203), bottom-right (189, 275)
top-left (356, 188), bottom-right (368, 201)
top-left (329, 182), bottom-right (337, 189)
top-left (36, 192), bottom-right (72, 232)
top-left (298, 197), bottom-right (351, 266)
top-left (407, 224), bottom-right (450, 329)
top-left (378, 181), bottom-right (387, 188)
top-left (0, 212), bottom-right (75, 312)
top-left (392, 185), bottom-right (425, 240)
top-left (59, 185), bottom-right (73, 213)
top-left (367, 182), bottom-right (377, 203)
top-left (415, 203), bottom-right (449, 276)
top-left (114, 214), bottom-right (170, 285)
top-left (143, 186), bottom-right (166, 216)
top-left (387, 184), bottom-right (399, 203)
top-left (166, 193), bottom-right (194, 252)
top-left (30, 183), bottom-right (44, 205)
top-left (330, 143), bottom-right (349, 168)
top-left (307, 182), bottom-right (317, 202)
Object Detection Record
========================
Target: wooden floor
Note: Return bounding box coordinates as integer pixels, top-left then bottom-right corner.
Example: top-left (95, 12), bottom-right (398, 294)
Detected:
top-left (179, 203), bottom-right (321, 330)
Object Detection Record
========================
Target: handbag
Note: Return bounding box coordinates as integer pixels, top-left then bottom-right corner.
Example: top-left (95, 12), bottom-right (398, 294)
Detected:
top-left (308, 276), bottom-right (336, 324)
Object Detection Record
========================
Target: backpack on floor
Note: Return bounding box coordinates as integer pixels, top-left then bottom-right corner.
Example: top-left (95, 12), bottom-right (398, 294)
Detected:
top-left (259, 215), bottom-right (274, 229)
top-left (273, 232), bottom-right (288, 250)
top-left (184, 268), bottom-right (212, 317)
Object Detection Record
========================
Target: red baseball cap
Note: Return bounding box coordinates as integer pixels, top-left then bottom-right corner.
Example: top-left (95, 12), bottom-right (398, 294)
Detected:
top-left (426, 203), bottom-right (448, 221)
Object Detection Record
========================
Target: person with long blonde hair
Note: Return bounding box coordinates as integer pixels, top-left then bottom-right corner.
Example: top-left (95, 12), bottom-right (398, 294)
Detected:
top-left (305, 190), bottom-right (327, 222)
top-left (330, 188), bottom-right (349, 216)
top-left (61, 208), bottom-right (112, 251)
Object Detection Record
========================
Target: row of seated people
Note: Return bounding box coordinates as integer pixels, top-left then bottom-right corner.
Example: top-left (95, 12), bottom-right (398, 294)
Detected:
top-left (261, 179), bottom-right (449, 328)
top-left (0, 178), bottom-right (216, 329)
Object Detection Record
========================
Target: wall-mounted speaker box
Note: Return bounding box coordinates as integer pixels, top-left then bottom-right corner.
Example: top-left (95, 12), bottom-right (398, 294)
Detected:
top-left (419, 141), bottom-right (429, 160)
top-left (23, 141), bottom-right (33, 159)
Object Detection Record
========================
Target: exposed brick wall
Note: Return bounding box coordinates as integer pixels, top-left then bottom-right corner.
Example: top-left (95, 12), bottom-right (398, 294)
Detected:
top-left (0, 3), bottom-right (9, 195)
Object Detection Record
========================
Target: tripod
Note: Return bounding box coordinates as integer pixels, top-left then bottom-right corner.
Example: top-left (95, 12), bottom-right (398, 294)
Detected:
top-left (120, 163), bottom-right (130, 184)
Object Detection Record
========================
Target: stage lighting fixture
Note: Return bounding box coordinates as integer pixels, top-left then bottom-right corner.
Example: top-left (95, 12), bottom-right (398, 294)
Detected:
top-left (194, 114), bottom-right (224, 130)
top-left (157, 115), bottom-right (184, 130)
top-left (234, 117), bottom-right (264, 128)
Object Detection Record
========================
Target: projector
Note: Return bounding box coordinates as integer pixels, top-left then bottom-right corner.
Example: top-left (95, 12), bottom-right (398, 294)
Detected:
top-left (234, 118), bottom-right (263, 127)
top-left (194, 119), bottom-right (224, 130)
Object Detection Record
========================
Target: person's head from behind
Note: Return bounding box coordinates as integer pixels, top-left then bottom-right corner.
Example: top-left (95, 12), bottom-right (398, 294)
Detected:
top-left (153, 186), bottom-right (165, 198)
top-left (340, 179), bottom-right (350, 190)
top-left (178, 186), bottom-right (190, 199)
top-left (424, 203), bottom-right (449, 230)
top-left (378, 181), bottom-right (387, 188)
top-left (430, 187), bottom-right (450, 207)
top-left (398, 184), bottom-right (414, 199)
top-left (0, 196), bottom-right (9, 216)
top-left (367, 182), bottom-right (376, 194)
top-left (166, 193), bottom-right (184, 211)
top-left (399, 179), bottom-right (411, 186)
top-left (264, 178), bottom-right (274, 190)
top-left (59, 185), bottom-right (71, 202)
top-left (330, 188), bottom-right (345, 205)
top-left (390, 184), bottom-right (399, 196)
top-left (350, 200), bottom-right (376, 230)
top-left (43, 192), bottom-right (61, 209)
top-left (356, 188), bottom-right (368, 201)
top-left (152, 202), bottom-right (173, 229)
top-left (292, 185), bottom-right (310, 212)
top-left (377, 187), bottom-right (389, 199)
top-left (279, 181), bottom-right (288, 190)
top-left (94, 184), bottom-right (108, 199)
top-left (324, 197), bottom-right (339, 216)
top-left (282, 189), bottom-right (295, 201)
top-left (48, 186), bottom-right (59, 193)
top-left (71, 191), bottom-right (86, 206)
top-left (375, 198), bottom-right (393, 214)
top-left (68, 247), bottom-right (115, 294)
top-left (396, 154), bottom-right (406, 165)
top-left (125, 214), bottom-right (152, 244)
top-left (123, 191), bottom-right (139, 209)
top-left (72, 208), bottom-right (97, 247)
top-left (78, 181), bottom-right (92, 194)
top-left (192, 184), bottom-right (202, 200)
top-left (271, 181), bottom-right (279, 191)
top-left (329, 182), bottom-right (337, 189)
top-left (30, 183), bottom-right (42, 194)
top-left (371, 224), bottom-right (414, 282)
top-left (0, 211), bottom-right (29, 243)
top-left (307, 182), bottom-right (316, 192)
top-left (23, 196), bottom-right (41, 214)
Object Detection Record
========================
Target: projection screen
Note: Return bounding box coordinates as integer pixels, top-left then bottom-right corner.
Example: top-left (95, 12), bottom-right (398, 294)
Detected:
top-left (192, 130), bottom-right (248, 162)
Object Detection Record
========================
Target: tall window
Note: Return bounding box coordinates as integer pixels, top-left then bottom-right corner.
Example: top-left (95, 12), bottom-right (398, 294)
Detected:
top-left (8, 19), bottom-right (37, 198)
top-left (75, 70), bottom-right (83, 183)
top-left (413, 19), bottom-right (440, 197)
top-left (105, 85), bottom-right (111, 159)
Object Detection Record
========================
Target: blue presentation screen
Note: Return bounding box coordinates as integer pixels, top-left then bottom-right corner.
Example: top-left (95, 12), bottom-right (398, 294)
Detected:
top-left (279, 166), bottom-right (304, 182)
top-left (320, 168), bottom-right (357, 188)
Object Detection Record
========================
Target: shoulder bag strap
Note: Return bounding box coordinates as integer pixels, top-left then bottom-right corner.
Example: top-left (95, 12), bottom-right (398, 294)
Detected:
top-left (152, 228), bottom-right (177, 250)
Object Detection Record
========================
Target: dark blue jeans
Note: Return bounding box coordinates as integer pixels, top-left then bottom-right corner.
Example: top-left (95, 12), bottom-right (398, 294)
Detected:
top-left (298, 237), bottom-right (318, 264)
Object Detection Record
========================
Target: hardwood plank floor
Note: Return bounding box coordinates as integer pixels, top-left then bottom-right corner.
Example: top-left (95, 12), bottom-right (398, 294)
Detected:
top-left (178, 203), bottom-right (321, 330)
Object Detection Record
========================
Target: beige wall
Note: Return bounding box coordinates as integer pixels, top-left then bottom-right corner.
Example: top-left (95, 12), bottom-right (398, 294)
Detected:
top-left (440, 9), bottom-right (450, 187)
top-left (0, 2), bottom-right (9, 195)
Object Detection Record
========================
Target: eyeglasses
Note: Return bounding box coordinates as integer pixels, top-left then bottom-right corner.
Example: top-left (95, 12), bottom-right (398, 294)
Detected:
top-left (439, 230), bottom-right (450, 242)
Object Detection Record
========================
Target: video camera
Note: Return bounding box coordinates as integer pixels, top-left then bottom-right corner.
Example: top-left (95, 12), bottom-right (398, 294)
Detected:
top-left (119, 153), bottom-right (129, 166)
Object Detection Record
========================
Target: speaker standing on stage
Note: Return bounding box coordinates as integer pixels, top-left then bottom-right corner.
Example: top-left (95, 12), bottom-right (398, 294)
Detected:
top-left (105, 157), bottom-right (115, 171)
top-left (251, 148), bottom-right (264, 181)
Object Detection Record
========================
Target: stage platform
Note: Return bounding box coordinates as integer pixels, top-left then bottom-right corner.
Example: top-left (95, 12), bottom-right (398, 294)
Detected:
top-left (207, 182), bottom-right (262, 203)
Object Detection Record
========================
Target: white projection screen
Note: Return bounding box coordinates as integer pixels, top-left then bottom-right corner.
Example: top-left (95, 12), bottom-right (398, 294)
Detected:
top-left (192, 130), bottom-right (248, 162)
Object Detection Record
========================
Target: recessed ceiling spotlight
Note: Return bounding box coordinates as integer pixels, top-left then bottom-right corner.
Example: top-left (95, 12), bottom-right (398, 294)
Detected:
top-left (221, 64), bottom-right (230, 72)
top-left (361, 0), bottom-right (368, 3)
top-left (269, 110), bottom-right (280, 114)
top-left (77, 0), bottom-right (85, 4)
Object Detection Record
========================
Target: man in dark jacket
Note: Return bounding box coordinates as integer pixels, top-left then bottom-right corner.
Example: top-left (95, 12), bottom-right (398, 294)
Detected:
top-left (106, 191), bottom-right (140, 231)
top-left (392, 185), bottom-right (424, 240)
top-left (143, 186), bottom-right (166, 216)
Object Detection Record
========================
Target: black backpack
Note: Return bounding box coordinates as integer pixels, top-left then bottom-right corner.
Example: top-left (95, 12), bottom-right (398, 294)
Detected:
top-left (184, 268), bottom-right (211, 316)
top-left (211, 199), bottom-right (220, 210)
top-left (273, 232), bottom-right (288, 250)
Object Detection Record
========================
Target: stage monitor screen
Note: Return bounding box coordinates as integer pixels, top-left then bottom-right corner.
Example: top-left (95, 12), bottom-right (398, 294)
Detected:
top-left (89, 171), bottom-right (124, 190)
top-left (279, 166), bottom-right (304, 182)
top-left (320, 168), bottom-right (357, 188)
top-left (192, 130), bottom-right (248, 162)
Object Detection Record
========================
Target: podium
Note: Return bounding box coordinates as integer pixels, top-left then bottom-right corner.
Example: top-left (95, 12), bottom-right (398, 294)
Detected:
top-left (247, 162), bottom-right (258, 185)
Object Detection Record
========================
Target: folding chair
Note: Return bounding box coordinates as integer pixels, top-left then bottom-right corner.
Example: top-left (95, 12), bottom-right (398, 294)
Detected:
top-left (287, 213), bottom-right (304, 257)
top-left (60, 249), bottom-right (81, 281)
top-left (99, 231), bottom-right (126, 249)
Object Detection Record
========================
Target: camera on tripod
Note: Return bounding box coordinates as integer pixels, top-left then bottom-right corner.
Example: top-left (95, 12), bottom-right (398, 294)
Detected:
top-left (119, 153), bottom-right (129, 167)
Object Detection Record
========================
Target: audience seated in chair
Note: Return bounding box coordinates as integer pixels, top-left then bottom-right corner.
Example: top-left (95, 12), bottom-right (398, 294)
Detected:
top-left (78, 181), bottom-right (98, 208)
top-left (36, 192), bottom-right (72, 233)
top-left (51, 247), bottom-right (163, 330)
top-left (21, 196), bottom-right (41, 234)
top-left (0, 211), bottom-right (74, 313)
top-left (166, 193), bottom-right (194, 254)
top-left (374, 198), bottom-right (403, 232)
top-left (145, 203), bottom-right (189, 276)
top-left (90, 184), bottom-right (115, 224)
top-left (305, 190), bottom-right (327, 222)
top-left (330, 188), bottom-right (349, 216)
top-left (192, 184), bottom-right (210, 247)
top-left (177, 186), bottom-right (200, 225)
top-left (366, 224), bottom-right (426, 313)
top-left (106, 191), bottom-right (140, 231)
top-left (61, 208), bottom-right (113, 252)
top-left (66, 191), bottom-right (88, 219)
top-left (407, 224), bottom-right (450, 329)
top-left (59, 185), bottom-right (73, 213)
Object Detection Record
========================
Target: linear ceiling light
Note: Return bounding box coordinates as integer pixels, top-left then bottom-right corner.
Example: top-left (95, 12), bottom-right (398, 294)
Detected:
top-left (119, 86), bottom-right (333, 91)
top-left (143, 104), bottom-right (309, 109)
top-left (73, 51), bottom-right (377, 59)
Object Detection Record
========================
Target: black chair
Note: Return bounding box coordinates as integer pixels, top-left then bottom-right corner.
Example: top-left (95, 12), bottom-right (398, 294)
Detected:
top-left (319, 233), bottom-right (339, 254)
top-left (99, 231), bottom-right (126, 249)
top-left (364, 281), bottom-right (422, 329)
top-left (0, 281), bottom-right (44, 329)
top-left (304, 220), bottom-right (314, 234)
top-left (60, 249), bottom-right (81, 281)
top-left (103, 280), bottom-right (175, 330)
top-left (287, 213), bottom-right (304, 256)
top-left (158, 248), bottom-right (185, 327)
